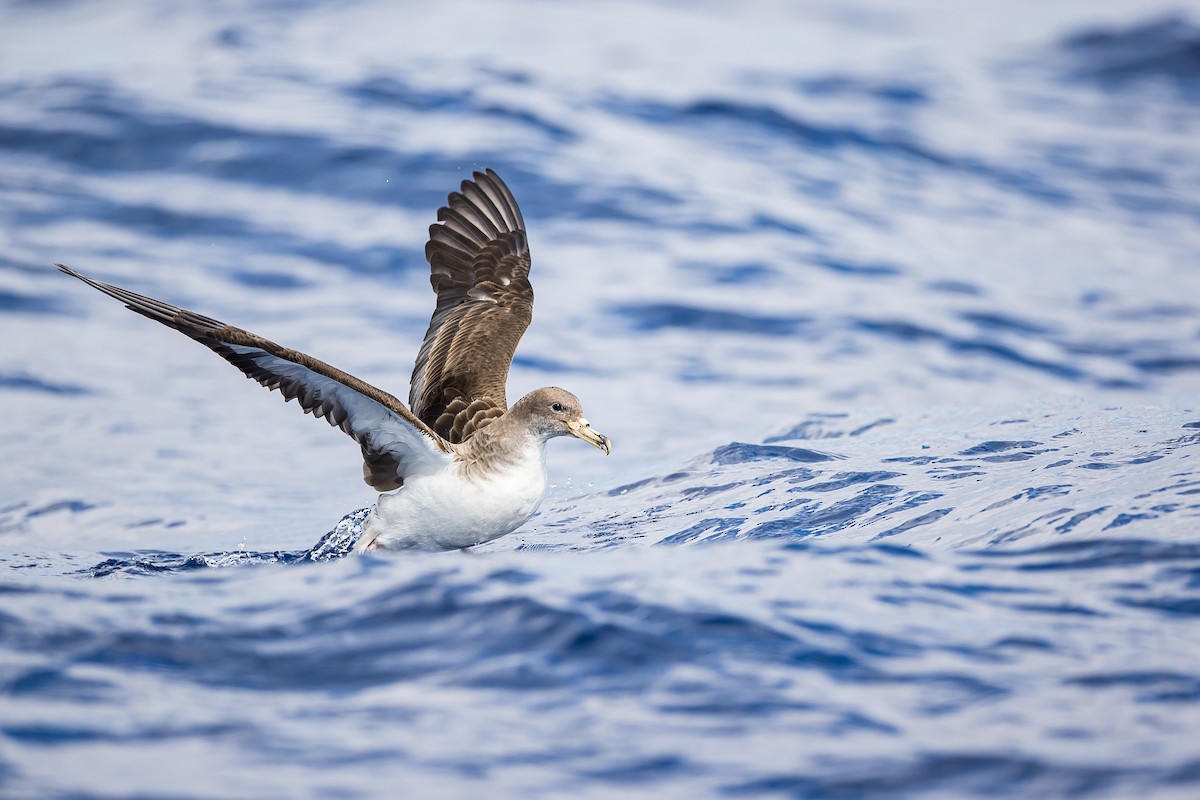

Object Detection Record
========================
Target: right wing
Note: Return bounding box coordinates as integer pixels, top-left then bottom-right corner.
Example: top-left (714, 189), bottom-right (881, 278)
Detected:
top-left (57, 264), bottom-right (452, 491)
top-left (409, 169), bottom-right (533, 444)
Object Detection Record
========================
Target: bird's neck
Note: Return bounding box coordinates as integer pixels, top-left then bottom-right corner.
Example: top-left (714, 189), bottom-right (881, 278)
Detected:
top-left (460, 413), bottom-right (547, 470)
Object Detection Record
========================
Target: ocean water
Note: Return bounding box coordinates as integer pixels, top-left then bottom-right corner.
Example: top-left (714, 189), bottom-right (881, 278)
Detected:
top-left (2, 1), bottom-right (1200, 797)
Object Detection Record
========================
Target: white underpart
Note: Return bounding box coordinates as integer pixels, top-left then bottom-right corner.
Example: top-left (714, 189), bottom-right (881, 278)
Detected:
top-left (357, 437), bottom-right (549, 551)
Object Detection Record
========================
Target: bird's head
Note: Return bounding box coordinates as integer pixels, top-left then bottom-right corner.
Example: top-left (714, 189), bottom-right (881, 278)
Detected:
top-left (514, 387), bottom-right (611, 455)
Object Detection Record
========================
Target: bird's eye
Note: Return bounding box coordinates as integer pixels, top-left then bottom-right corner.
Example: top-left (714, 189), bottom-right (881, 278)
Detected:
top-left (551, 402), bottom-right (565, 413)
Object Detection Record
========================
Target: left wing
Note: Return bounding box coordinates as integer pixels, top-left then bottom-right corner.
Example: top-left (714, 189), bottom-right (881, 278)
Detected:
top-left (410, 169), bottom-right (533, 443)
top-left (57, 264), bottom-right (452, 491)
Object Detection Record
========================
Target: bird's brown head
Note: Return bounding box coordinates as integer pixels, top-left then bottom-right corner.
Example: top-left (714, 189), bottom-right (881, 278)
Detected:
top-left (513, 387), bottom-right (611, 455)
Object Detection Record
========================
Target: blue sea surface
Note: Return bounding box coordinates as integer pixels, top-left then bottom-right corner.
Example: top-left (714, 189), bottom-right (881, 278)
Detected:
top-left (2, 1), bottom-right (1200, 797)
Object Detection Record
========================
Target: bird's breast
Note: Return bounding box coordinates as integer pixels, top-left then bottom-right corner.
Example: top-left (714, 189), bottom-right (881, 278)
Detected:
top-left (361, 446), bottom-right (548, 551)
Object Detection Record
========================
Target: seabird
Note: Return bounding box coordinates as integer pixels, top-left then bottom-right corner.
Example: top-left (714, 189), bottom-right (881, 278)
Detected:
top-left (57, 169), bottom-right (610, 552)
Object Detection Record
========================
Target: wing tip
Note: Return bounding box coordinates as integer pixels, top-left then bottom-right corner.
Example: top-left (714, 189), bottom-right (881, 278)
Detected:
top-left (56, 262), bottom-right (84, 281)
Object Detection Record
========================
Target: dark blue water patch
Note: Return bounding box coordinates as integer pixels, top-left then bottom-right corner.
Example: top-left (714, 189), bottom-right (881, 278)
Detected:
top-left (982, 485), bottom-right (1072, 512)
top-left (1099, 189), bottom-right (1200, 220)
top-left (1118, 596), bottom-right (1200, 618)
top-left (795, 75), bottom-right (931, 106)
top-left (798, 471), bottom-right (904, 492)
top-left (0, 372), bottom-right (92, 396)
top-left (510, 354), bottom-right (600, 374)
top-left (428, 163), bottom-right (684, 227)
top-left (0, 84), bottom-right (670, 231)
top-left (813, 255), bottom-right (902, 276)
top-left (1060, 338), bottom-right (1143, 363)
top-left (924, 581), bottom-right (1040, 601)
top-left (1061, 15), bottom-right (1200, 90)
top-left (870, 543), bottom-right (928, 561)
top-left (928, 466), bottom-right (984, 482)
top-left (1111, 190), bottom-right (1200, 219)
top-left (44, 574), bottom-right (875, 698)
top-left (1112, 302), bottom-right (1199, 321)
top-left (852, 317), bottom-right (1088, 382)
top-left (213, 24), bottom-right (250, 49)
top-left (765, 417), bottom-right (894, 444)
top-left (928, 279), bottom-right (984, 296)
top-left (611, 302), bottom-right (809, 336)
top-left (4, 667), bottom-right (111, 702)
top-left (102, 202), bottom-right (256, 239)
top-left (680, 481), bottom-right (746, 500)
top-left (228, 270), bottom-right (310, 290)
top-left (959, 311), bottom-right (1056, 336)
top-left (980, 449), bottom-right (1059, 463)
top-left (1132, 356), bottom-right (1200, 374)
top-left (1006, 599), bottom-right (1108, 617)
top-left (958, 440), bottom-right (1042, 456)
top-left (3, 721), bottom-right (240, 745)
top-left (348, 75), bottom-right (475, 112)
top-left (456, 601), bottom-right (691, 686)
top-left (955, 342), bottom-right (1087, 381)
top-left (723, 752), bottom-right (1145, 798)
top-left (766, 466), bottom-right (825, 488)
top-left (712, 443), bottom-right (843, 465)
top-left (1170, 761), bottom-right (1200, 785)
top-left (608, 477), bottom-right (656, 496)
top-left (636, 605), bottom-right (865, 675)
top-left (882, 456), bottom-right (939, 465)
top-left (1104, 511), bottom-right (1163, 530)
top-left (0, 253), bottom-right (53, 277)
top-left (746, 484), bottom-right (904, 540)
top-left (812, 625), bottom-right (923, 662)
top-left (0, 289), bottom-right (64, 315)
top-left (26, 191), bottom-right (418, 275)
top-left (750, 214), bottom-right (815, 238)
top-left (1079, 461), bottom-right (1119, 470)
top-left (858, 489), bottom-right (946, 531)
top-left (1034, 146), bottom-right (1200, 222)
top-left (873, 507), bottom-right (953, 541)
top-left (636, 98), bottom-right (948, 158)
top-left (0, 79), bottom-right (485, 207)
top-left (657, 517), bottom-right (746, 545)
top-left (578, 754), bottom-right (692, 785)
top-left (1064, 671), bottom-right (1200, 702)
top-left (968, 539), bottom-right (1200, 572)
top-left (764, 415), bottom-right (851, 443)
top-left (1052, 507), bottom-right (1107, 534)
top-left (851, 318), bottom-right (939, 343)
top-left (25, 499), bottom-right (97, 519)
top-left (346, 76), bottom-right (575, 141)
top-left (609, 98), bottom-right (1074, 205)
top-left (700, 261), bottom-right (777, 285)
top-left (851, 418), bottom-right (894, 437)
top-left (1042, 144), bottom-right (1161, 184)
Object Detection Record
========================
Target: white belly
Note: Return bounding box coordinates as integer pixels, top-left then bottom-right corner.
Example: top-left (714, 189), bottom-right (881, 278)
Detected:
top-left (356, 452), bottom-right (548, 552)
